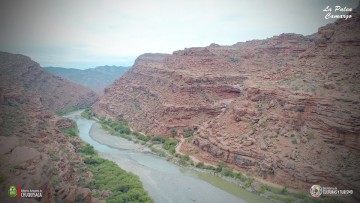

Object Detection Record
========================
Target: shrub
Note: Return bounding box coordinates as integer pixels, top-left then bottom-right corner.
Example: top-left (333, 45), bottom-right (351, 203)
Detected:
top-left (151, 136), bottom-right (166, 144)
top-left (307, 131), bottom-right (315, 140)
top-left (196, 162), bottom-right (205, 169)
top-left (163, 138), bottom-right (178, 154)
top-left (183, 129), bottom-right (195, 138)
top-left (78, 144), bottom-right (96, 155)
top-left (170, 128), bottom-right (177, 137)
top-left (60, 121), bottom-right (79, 137)
top-left (133, 131), bottom-right (150, 142)
top-left (81, 108), bottom-right (92, 119)
top-left (216, 161), bottom-right (228, 172)
top-left (244, 178), bottom-right (254, 188)
top-left (83, 156), bottom-right (153, 203)
top-left (221, 167), bottom-right (234, 177)
top-left (204, 165), bottom-right (216, 170)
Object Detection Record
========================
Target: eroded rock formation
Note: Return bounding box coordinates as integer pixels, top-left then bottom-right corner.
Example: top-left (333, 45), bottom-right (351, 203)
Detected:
top-left (0, 53), bottom-right (101, 202)
top-left (93, 7), bottom-right (360, 199)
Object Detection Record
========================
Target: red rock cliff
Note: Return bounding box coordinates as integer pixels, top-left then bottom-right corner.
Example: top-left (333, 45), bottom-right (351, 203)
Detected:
top-left (93, 8), bottom-right (360, 198)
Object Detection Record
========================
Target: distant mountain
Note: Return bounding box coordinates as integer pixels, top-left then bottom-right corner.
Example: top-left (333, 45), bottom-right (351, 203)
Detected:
top-left (45, 65), bottom-right (130, 93)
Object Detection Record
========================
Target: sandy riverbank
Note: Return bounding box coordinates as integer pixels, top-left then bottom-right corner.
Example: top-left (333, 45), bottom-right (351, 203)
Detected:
top-left (89, 122), bottom-right (150, 152)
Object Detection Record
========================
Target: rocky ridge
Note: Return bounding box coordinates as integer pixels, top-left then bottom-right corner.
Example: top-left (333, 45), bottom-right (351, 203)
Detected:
top-left (0, 53), bottom-right (101, 202)
top-left (0, 52), bottom-right (98, 112)
top-left (45, 66), bottom-right (130, 94)
top-left (93, 7), bottom-right (360, 201)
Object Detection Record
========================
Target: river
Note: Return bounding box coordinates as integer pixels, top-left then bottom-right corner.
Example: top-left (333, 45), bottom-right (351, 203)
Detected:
top-left (65, 111), bottom-right (270, 203)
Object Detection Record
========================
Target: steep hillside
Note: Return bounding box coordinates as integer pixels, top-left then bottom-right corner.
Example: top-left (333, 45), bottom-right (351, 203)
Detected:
top-left (0, 52), bottom-right (101, 202)
top-left (93, 7), bottom-right (360, 200)
top-left (0, 52), bottom-right (98, 111)
top-left (45, 66), bottom-right (130, 93)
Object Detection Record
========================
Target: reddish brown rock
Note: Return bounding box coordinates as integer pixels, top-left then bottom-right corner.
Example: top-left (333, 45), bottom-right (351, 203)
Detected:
top-left (93, 7), bottom-right (360, 201)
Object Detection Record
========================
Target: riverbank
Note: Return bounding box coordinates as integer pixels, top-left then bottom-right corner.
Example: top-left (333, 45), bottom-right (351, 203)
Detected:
top-left (85, 111), bottom-right (345, 203)
top-left (72, 110), bottom-right (256, 203)
top-left (63, 110), bottom-right (153, 203)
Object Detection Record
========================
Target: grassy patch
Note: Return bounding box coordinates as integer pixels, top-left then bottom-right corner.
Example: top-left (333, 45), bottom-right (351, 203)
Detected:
top-left (263, 185), bottom-right (288, 195)
top-left (307, 131), bottom-right (316, 140)
top-left (81, 108), bottom-right (93, 119)
top-left (83, 156), bottom-right (153, 203)
top-left (60, 121), bottom-right (79, 137)
top-left (244, 178), bottom-right (254, 188)
top-left (98, 118), bottom-right (148, 142)
top-left (162, 138), bottom-right (178, 154)
top-left (78, 143), bottom-right (97, 155)
top-left (183, 129), bottom-right (195, 138)
top-left (56, 104), bottom-right (91, 116)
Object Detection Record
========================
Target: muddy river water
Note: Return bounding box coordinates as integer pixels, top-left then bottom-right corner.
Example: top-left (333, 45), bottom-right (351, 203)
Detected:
top-left (66, 111), bottom-right (269, 203)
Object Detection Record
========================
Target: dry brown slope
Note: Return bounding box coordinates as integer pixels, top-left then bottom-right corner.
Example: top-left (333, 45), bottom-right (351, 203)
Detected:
top-left (0, 52), bottom-right (101, 202)
top-left (93, 8), bottom-right (360, 201)
top-left (0, 52), bottom-right (98, 111)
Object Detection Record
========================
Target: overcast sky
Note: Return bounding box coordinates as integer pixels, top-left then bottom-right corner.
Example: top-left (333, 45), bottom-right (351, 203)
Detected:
top-left (0, 0), bottom-right (358, 69)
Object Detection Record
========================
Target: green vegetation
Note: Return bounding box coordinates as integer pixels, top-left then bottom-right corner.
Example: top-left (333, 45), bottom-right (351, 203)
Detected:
top-left (183, 129), bottom-right (195, 138)
top-left (179, 154), bottom-right (190, 166)
top-left (98, 118), bottom-right (136, 141)
top-left (99, 117), bottom-right (179, 156)
top-left (81, 156), bottom-right (152, 202)
top-left (78, 143), bottom-right (96, 155)
top-left (243, 178), bottom-right (255, 188)
top-left (162, 138), bottom-right (178, 154)
top-left (5, 100), bottom-right (19, 107)
top-left (262, 185), bottom-right (288, 195)
top-left (170, 128), bottom-right (177, 137)
top-left (59, 121), bottom-right (79, 137)
top-left (56, 104), bottom-right (91, 116)
top-left (48, 151), bottom-right (60, 161)
top-left (81, 107), bottom-right (93, 119)
top-left (291, 137), bottom-right (297, 144)
top-left (196, 162), bottom-right (205, 168)
top-left (307, 131), bottom-right (316, 140)
top-left (76, 141), bottom-right (153, 203)
top-left (195, 161), bottom-right (248, 182)
top-left (133, 132), bottom-right (150, 142)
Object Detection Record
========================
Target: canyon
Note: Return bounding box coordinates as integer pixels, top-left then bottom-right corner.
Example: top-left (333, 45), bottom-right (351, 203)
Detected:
top-left (93, 6), bottom-right (360, 201)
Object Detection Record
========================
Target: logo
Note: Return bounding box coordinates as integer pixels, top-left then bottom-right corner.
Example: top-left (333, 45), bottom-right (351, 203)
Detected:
top-left (322, 6), bottom-right (352, 20)
top-left (8, 186), bottom-right (17, 197)
top-left (310, 185), bottom-right (323, 198)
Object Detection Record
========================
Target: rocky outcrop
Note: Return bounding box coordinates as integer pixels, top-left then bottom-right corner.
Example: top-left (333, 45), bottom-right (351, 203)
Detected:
top-left (93, 7), bottom-right (360, 200)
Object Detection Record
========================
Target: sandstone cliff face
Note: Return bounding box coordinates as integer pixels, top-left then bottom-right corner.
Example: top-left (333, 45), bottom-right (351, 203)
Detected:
top-left (93, 9), bottom-right (360, 198)
top-left (0, 52), bottom-right (98, 111)
top-left (0, 53), bottom-right (101, 202)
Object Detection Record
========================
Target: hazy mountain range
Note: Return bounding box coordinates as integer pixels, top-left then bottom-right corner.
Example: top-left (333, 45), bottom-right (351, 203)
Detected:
top-left (45, 65), bottom-right (130, 93)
